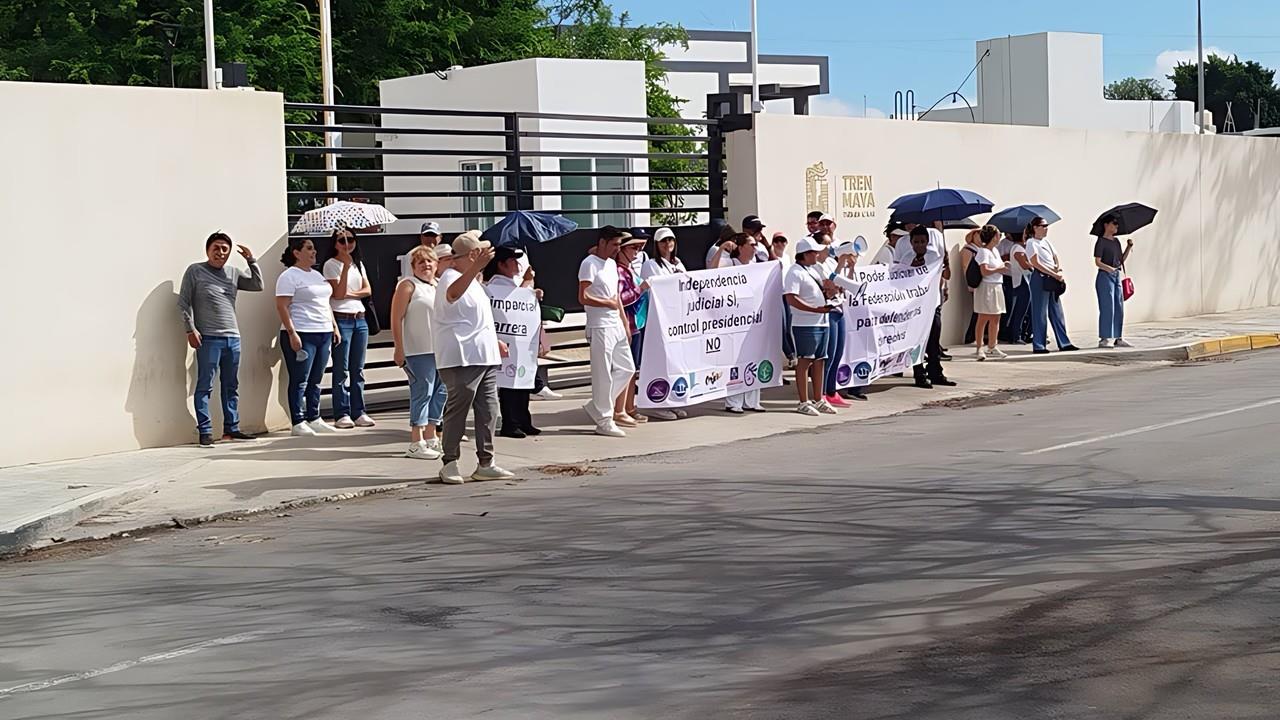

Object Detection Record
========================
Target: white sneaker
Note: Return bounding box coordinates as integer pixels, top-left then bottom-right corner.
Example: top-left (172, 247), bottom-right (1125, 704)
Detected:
top-left (354, 414), bottom-right (376, 427)
top-left (595, 422), bottom-right (627, 438)
top-left (291, 422), bottom-right (318, 437)
top-left (976, 347), bottom-right (987, 361)
top-left (988, 347), bottom-right (1008, 359)
top-left (1098, 338), bottom-right (1114, 348)
top-left (533, 387), bottom-right (563, 400)
top-left (1114, 338), bottom-right (1133, 348)
top-left (424, 437), bottom-right (442, 453)
top-left (439, 461), bottom-right (466, 485)
top-left (334, 416), bottom-right (356, 429)
top-left (646, 409), bottom-right (679, 421)
top-left (724, 405), bottom-right (745, 414)
top-left (815, 399), bottom-right (839, 415)
top-left (461, 434), bottom-right (470, 443)
top-left (795, 402), bottom-right (820, 417)
top-left (472, 464), bottom-right (515, 481)
top-left (673, 409), bottom-right (689, 419)
top-left (308, 419), bottom-right (339, 434)
top-left (405, 442), bottom-right (441, 460)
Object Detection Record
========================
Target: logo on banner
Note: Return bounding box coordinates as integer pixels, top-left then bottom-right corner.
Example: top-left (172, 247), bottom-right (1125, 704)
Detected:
top-left (805, 162), bottom-right (831, 215)
top-left (646, 378), bottom-right (671, 403)
top-left (705, 371), bottom-right (723, 387)
top-left (672, 376), bottom-right (690, 399)
top-left (517, 367), bottom-right (527, 379)
top-left (853, 362), bottom-right (873, 381)
top-left (504, 365), bottom-right (516, 378)
top-left (756, 360), bottom-right (775, 384)
top-left (836, 364), bottom-right (853, 385)
top-left (744, 362), bottom-right (758, 387)
top-left (730, 367), bottom-right (739, 382)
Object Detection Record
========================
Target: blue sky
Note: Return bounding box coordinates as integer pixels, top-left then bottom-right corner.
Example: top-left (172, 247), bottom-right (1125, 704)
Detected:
top-left (612, 0), bottom-right (1280, 117)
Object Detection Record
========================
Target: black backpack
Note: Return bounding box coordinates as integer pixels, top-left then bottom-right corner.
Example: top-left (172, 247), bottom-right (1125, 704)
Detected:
top-left (964, 249), bottom-right (983, 289)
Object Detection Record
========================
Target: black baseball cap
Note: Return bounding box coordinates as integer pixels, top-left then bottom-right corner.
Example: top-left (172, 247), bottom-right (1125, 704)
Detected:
top-left (742, 215), bottom-right (766, 232)
top-left (629, 227), bottom-right (653, 240)
top-left (494, 246), bottom-right (525, 262)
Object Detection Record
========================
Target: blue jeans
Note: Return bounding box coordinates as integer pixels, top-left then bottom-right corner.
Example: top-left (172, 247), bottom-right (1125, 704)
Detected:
top-left (404, 353), bottom-right (446, 428)
top-left (1004, 279), bottom-right (1031, 342)
top-left (193, 335), bottom-right (241, 436)
top-left (331, 316), bottom-right (368, 420)
top-left (1096, 270), bottom-right (1125, 340)
top-left (824, 311), bottom-right (846, 395)
top-left (1030, 272), bottom-right (1072, 351)
top-left (280, 330), bottom-right (333, 425)
top-left (782, 299), bottom-right (796, 360)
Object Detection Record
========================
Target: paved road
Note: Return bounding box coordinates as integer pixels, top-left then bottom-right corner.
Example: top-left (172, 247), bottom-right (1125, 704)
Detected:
top-left (3, 354), bottom-right (1279, 719)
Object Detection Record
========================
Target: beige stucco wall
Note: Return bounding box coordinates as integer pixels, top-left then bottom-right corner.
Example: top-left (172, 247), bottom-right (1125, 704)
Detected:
top-left (0, 82), bottom-right (288, 466)
top-left (729, 114), bottom-right (1280, 344)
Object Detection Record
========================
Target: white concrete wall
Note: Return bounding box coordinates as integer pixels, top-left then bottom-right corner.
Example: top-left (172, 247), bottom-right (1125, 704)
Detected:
top-left (1, 82), bottom-right (288, 467)
top-left (728, 114), bottom-right (1280, 344)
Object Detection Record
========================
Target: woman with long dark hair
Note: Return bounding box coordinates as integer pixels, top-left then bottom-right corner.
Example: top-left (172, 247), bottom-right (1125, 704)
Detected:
top-left (322, 226), bottom-right (375, 429)
top-left (1025, 217), bottom-right (1079, 354)
top-left (639, 227), bottom-right (687, 421)
top-left (276, 237), bottom-right (339, 436)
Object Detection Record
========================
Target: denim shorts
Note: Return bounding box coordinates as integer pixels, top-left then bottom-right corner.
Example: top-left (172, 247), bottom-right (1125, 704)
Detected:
top-left (792, 326), bottom-right (829, 359)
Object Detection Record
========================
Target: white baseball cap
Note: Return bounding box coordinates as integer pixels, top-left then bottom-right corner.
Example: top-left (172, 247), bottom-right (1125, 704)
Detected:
top-left (420, 221), bottom-right (441, 236)
top-left (890, 227), bottom-right (910, 237)
top-left (434, 243), bottom-right (454, 259)
top-left (654, 227), bottom-right (676, 242)
top-left (819, 213), bottom-right (836, 224)
top-left (796, 237), bottom-right (825, 255)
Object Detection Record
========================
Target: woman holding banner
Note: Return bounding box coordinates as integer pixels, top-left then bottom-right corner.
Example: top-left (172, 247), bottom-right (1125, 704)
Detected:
top-left (487, 246), bottom-right (542, 439)
top-left (639, 228), bottom-right (687, 421)
top-left (714, 233), bottom-right (767, 414)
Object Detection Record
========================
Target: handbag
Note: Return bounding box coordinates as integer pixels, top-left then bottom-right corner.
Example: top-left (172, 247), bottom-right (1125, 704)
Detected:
top-left (1121, 274), bottom-right (1135, 302)
top-left (359, 263), bottom-right (381, 336)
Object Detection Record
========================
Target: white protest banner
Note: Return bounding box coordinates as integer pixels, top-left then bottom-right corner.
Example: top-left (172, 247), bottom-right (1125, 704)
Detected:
top-left (486, 283), bottom-right (540, 390)
top-left (638, 261), bottom-right (784, 408)
top-left (834, 262), bottom-right (942, 387)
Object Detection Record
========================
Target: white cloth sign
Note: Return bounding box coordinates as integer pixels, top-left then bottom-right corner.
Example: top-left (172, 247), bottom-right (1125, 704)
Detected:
top-left (638, 261), bottom-right (784, 408)
top-left (835, 262), bottom-right (943, 387)
top-left (485, 284), bottom-right (540, 389)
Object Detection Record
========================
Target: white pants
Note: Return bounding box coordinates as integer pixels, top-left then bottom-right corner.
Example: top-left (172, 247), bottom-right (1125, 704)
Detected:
top-left (725, 389), bottom-right (762, 411)
top-left (586, 324), bottom-right (635, 426)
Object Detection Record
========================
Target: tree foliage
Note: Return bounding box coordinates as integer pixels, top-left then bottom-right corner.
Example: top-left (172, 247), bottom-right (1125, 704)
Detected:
top-left (1170, 54), bottom-right (1280, 131)
top-left (1103, 77), bottom-right (1168, 101)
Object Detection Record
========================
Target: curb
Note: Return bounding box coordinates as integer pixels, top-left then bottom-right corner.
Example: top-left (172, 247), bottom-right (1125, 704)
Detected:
top-left (1005, 333), bottom-right (1280, 364)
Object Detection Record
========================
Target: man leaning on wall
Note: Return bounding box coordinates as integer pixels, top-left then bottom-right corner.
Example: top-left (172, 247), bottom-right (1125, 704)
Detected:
top-left (177, 231), bottom-right (264, 447)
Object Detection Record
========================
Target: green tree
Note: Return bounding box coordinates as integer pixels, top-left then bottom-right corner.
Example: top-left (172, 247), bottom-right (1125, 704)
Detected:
top-left (1170, 54), bottom-right (1280, 131)
top-left (1103, 77), bottom-right (1168, 101)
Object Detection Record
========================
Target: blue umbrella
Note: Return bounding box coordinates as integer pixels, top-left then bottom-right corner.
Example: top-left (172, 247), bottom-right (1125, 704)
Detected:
top-left (888, 188), bottom-right (994, 224)
top-left (987, 204), bottom-right (1062, 234)
top-left (480, 211), bottom-right (578, 248)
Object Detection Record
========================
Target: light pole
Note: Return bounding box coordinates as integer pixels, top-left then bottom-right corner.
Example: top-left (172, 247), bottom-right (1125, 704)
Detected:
top-left (203, 0), bottom-right (218, 88)
top-left (750, 0), bottom-right (762, 113)
top-left (319, 0), bottom-right (337, 195)
top-left (1197, 0), bottom-right (1206, 133)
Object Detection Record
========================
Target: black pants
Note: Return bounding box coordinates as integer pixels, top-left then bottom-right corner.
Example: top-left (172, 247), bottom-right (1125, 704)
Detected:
top-left (498, 388), bottom-right (534, 432)
top-left (533, 365), bottom-right (549, 393)
top-left (914, 305), bottom-right (946, 381)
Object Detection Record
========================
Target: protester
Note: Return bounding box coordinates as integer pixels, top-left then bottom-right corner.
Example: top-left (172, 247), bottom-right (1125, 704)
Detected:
top-left (973, 224), bottom-right (1009, 360)
top-left (784, 237), bottom-right (833, 416)
top-left (1094, 214), bottom-right (1135, 348)
top-left (615, 236), bottom-right (651, 425)
top-left (817, 213), bottom-right (838, 241)
top-left (705, 223), bottom-right (739, 267)
top-left (874, 222), bottom-right (906, 265)
top-left (486, 246), bottom-right (543, 439)
top-left (390, 245), bottom-right (446, 460)
top-left (322, 227), bottom-right (375, 429)
top-left (177, 232), bottom-right (263, 447)
top-left (773, 232), bottom-right (796, 369)
top-left (275, 237), bottom-right (340, 436)
top-left (899, 226), bottom-right (956, 389)
top-left (434, 243), bottom-right (454, 277)
top-left (742, 215), bottom-right (774, 261)
top-left (578, 226), bottom-right (634, 438)
top-left (627, 227), bottom-right (652, 277)
top-left (638, 227), bottom-right (688, 421)
top-left (1000, 232), bottom-right (1034, 344)
top-left (961, 229), bottom-right (984, 345)
top-left (805, 211), bottom-right (823, 236)
top-left (400, 221), bottom-right (441, 279)
top-left (433, 231), bottom-right (514, 484)
top-left (1026, 217), bottom-right (1079, 354)
top-left (713, 234), bottom-right (767, 414)
top-left (815, 225), bottom-right (866, 404)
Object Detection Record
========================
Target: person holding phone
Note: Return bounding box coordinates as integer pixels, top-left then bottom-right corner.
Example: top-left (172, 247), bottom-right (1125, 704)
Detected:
top-left (390, 245), bottom-right (445, 461)
top-left (784, 237), bottom-right (834, 416)
top-left (178, 231), bottom-right (263, 447)
top-left (1093, 214), bottom-right (1135, 348)
top-left (275, 237), bottom-right (340, 437)
top-left (323, 227), bottom-right (375, 429)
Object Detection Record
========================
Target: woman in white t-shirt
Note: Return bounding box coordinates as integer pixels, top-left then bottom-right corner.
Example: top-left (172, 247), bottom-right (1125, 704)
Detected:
top-left (637, 228), bottom-right (687, 422)
top-left (275, 237), bottom-right (339, 437)
top-left (1025, 217), bottom-right (1079, 354)
top-left (323, 227), bottom-right (375, 429)
top-left (390, 245), bottom-right (446, 461)
top-left (1001, 233), bottom-right (1034, 344)
top-left (715, 234), bottom-right (765, 414)
top-left (972, 224), bottom-right (1009, 361)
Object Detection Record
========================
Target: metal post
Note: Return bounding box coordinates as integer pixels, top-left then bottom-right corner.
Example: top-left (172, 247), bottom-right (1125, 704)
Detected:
top-left (1197, 0), bottom-right (1206, 134)
top-left (319, 0), bottom-right (337, 195)
top-left (749, 0), bottom-right (762, 113)
top-left (707, 122), bottom-right (726, 222)
top-left (202, 0), bottom-right (218, 89)
top-left (505, 113), bottom-right (525, 212)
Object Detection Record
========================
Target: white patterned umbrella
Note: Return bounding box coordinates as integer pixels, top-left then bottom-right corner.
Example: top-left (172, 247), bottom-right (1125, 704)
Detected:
top-left (291, 201), bottom-right (398, 235)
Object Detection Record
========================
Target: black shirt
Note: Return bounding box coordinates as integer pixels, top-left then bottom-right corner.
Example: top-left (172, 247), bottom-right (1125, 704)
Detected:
top-left (1093, 236), bottom-right (1124, 269)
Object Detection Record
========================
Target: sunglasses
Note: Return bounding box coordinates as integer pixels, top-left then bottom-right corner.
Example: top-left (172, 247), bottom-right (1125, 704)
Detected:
top-left (336, 236), bottom-right (356, 244)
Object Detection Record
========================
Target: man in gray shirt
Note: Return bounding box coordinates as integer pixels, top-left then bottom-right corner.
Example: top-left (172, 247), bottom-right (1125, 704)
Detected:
top-left (178, 232), bottom-right (264, 446)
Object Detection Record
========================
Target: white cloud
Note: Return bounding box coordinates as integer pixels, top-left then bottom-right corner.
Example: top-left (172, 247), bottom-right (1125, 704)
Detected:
top-left (809, 95), bottom-right (888, 119)
top-left (1153, 46), bottom-right (1231, 88)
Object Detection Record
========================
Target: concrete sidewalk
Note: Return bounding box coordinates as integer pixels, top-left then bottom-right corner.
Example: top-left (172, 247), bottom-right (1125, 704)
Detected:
top-left (3, 305), bottom-right (1277, 555)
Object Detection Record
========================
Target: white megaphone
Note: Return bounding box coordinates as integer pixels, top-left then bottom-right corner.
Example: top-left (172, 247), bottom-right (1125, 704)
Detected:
top-left (852, 235), bottom-right (869, 255)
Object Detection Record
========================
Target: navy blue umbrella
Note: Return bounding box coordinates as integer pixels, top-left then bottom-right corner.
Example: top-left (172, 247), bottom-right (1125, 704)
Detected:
top-left (481, 211), bottom-right (578, 248)
top-left (988, 204), bottom-right (1062, 234)
top-left (888, 188), bottom-right (994, 224)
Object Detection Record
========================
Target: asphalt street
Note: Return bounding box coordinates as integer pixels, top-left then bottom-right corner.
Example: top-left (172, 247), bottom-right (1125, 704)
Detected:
top-left (2, 353), bottom-right (1279, 719)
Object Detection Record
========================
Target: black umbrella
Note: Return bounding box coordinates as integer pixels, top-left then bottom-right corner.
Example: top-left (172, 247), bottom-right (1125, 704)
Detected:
top-left (1091, 203), bottom-right (1158, 236)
